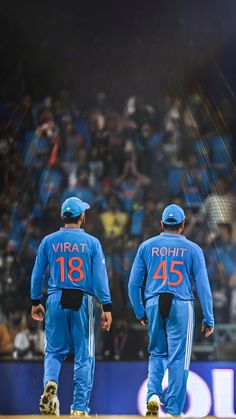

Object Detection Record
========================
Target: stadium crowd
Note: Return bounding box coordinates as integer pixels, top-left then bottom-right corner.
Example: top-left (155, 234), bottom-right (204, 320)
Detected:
top-left (0, 89), bottom-right (236, 361)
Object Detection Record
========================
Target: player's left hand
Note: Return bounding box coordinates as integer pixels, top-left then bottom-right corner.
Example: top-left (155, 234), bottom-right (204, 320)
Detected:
top-left (201, 323), bottom-right (214, 338)
top-left (31, 304), bottom-right (45, 321)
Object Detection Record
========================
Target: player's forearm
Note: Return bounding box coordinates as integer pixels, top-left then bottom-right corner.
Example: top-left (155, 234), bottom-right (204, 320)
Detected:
top-left (30, 273), bottom-right (43, 302)
top-left (195, 274), bottom-right (214, 327)
top-left (96, 293), bottom-right (112, 311)
top-left (128, 283), bottom-right (145, 320)
top-left (30, 242), bottom-right (48, 302)
top-left (193, 250), bottom-right (214, 327)
top-left (94, 282), bottom-right (112, 311)
top-left (198, 288), bottom-right (214, 327)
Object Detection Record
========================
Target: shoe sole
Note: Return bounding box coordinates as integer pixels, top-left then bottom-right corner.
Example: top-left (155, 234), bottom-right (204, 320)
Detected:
top-left (146, 400), bottom-right (160, 416)
top-left (39, 381), bottom-right (58, 415)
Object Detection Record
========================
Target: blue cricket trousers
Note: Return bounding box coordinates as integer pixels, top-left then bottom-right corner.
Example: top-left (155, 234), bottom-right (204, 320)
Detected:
top-left (146, 295), bottom-right (194, 416)
top-left (44, 291), bottom-right (95, 413)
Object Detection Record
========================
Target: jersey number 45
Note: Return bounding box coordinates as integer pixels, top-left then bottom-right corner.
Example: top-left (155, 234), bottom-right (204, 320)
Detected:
top-left (153, 260), bottom-right (184, 286)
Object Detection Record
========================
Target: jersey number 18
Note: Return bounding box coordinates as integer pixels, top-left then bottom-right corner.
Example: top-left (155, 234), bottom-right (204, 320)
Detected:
top-left (56, 256), bottom-right (84, 282)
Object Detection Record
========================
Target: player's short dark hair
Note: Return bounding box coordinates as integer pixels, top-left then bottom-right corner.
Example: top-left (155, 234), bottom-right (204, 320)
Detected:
top-left (62, 212), bottom-right (80, 224)
top-left (162, 220), bottom-right (183, 231)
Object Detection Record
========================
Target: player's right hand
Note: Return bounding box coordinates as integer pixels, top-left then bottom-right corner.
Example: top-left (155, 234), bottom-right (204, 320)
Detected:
top-left (31, 304), bottom-right (45, 321)
top-left (101, 311), bottom-right (112, 332)
top-left (139, 315), bottom-right (148, 326)
top-left (201, 323), bottom-right (214, 338)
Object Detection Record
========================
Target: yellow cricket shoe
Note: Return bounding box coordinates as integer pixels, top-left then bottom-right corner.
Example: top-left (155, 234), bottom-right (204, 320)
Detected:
top-left (39, 380), bottom-right (60, 416)
top-left (146, 394), bottom-right (161, 416)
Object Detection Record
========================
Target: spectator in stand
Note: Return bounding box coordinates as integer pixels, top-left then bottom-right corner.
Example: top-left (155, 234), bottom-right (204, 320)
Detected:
top-left (199, 176), bottom-right (236, 233)
top-left (62, 168), bottom-right (94, 205)
top-left (215, 224), bottom-right (236, 280)
top-left (130, 201), bottom-right (144, 237)
top-left (106, 113), bottom-right (126, 175)
top-left (8, 200), bottom-right (32, 250)
top-left (166, 162), bottom-right (184, 199)
top-left (0, 239), bottom-right (24, 299)
top-left (136, 122), bottom-right (163, 177)
top-left (88, 148), bottom-right (104, 193)
top-left (130, 196), bottom-right (161, 239)
top-left (181, 153), bottom-right (210, 209)
top-left (40, 197), bottom-right (62, 236)
top-left (163, 97), bottom-right (182, 157)
top-left (84, 206), bottom-right (104, 238)
top-left (14, 314), bottom-right (45, 360)
top-left (93, 90), bottom-right (111, 114)
top-left (74, 113), bottom-right (91, 149)
top-left (24, 113), bottom-right (57, 182)
top-left (95, 179), bottom-right (113, 212)
top-left (142, 196), bottom-right (162, 239)
top-left (0, 296), bottom-right (24, 359)
top-left (39, 162), bottom-right (67, 206)
top-left (124, 96), bottom-right (155, 128)
top-left (61, 122), bottom-right (83, 165)
top-left (209, 130), bottom-right (232, 177)
top-left (100, 194), bottom-right (129, 240)
top-left (114, 159), bottom-right (150, 213)
top-left (20, 222), bottom-right (42, 273)
top-left (90, 111), bottom-right (108, 157)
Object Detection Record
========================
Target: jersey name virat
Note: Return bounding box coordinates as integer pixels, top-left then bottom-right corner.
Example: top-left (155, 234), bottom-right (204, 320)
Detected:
top-left (52, 242), bottom-right (87, 253)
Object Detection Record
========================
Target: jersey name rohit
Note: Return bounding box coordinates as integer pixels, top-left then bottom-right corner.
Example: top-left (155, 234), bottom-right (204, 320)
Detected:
top-left (52, 242), bottom-right (88, 253)
top-left (151, 247), bottom-right (187, 257)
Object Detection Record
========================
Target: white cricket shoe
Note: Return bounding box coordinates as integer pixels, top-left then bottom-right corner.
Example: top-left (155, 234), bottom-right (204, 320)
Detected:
top-left (146, 394), bottom-right (161, 416)
top-left (39, 380), bottom-right (60, 416)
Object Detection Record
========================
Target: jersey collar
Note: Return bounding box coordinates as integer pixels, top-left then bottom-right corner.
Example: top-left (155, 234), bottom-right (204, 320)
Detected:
top-left (60, 227), bottom-right (83, 231)
top-left (160, 232), bottom-right (186, 238)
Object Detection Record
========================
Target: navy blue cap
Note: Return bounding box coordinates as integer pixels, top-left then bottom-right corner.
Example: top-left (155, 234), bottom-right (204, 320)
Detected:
top-left (61, 197), bottom-right (90, 218)
top-left (162, 204), bottom-right (185, 225)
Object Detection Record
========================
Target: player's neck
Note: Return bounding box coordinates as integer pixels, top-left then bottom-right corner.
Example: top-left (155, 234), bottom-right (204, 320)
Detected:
top-left (64, 223), bottom-right (82, 228)
top-left (163, 229), bottom-right (182, 234)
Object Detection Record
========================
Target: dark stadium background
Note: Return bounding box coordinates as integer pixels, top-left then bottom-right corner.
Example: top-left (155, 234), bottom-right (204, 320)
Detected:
top-left (0, 0), bottom-right (236, 102)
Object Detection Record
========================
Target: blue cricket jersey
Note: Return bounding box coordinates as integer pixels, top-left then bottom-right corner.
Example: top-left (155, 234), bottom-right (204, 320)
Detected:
top-left (128, 232), bottom-right (214, 327)
top-left (31, 227), bottom-right (111, 306)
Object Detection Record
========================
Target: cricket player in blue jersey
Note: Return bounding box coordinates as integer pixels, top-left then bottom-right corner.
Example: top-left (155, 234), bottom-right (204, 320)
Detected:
top-left (30, 197), bottom-right (112, 416)
top-left (128, 204), bottom-right (214, 417)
